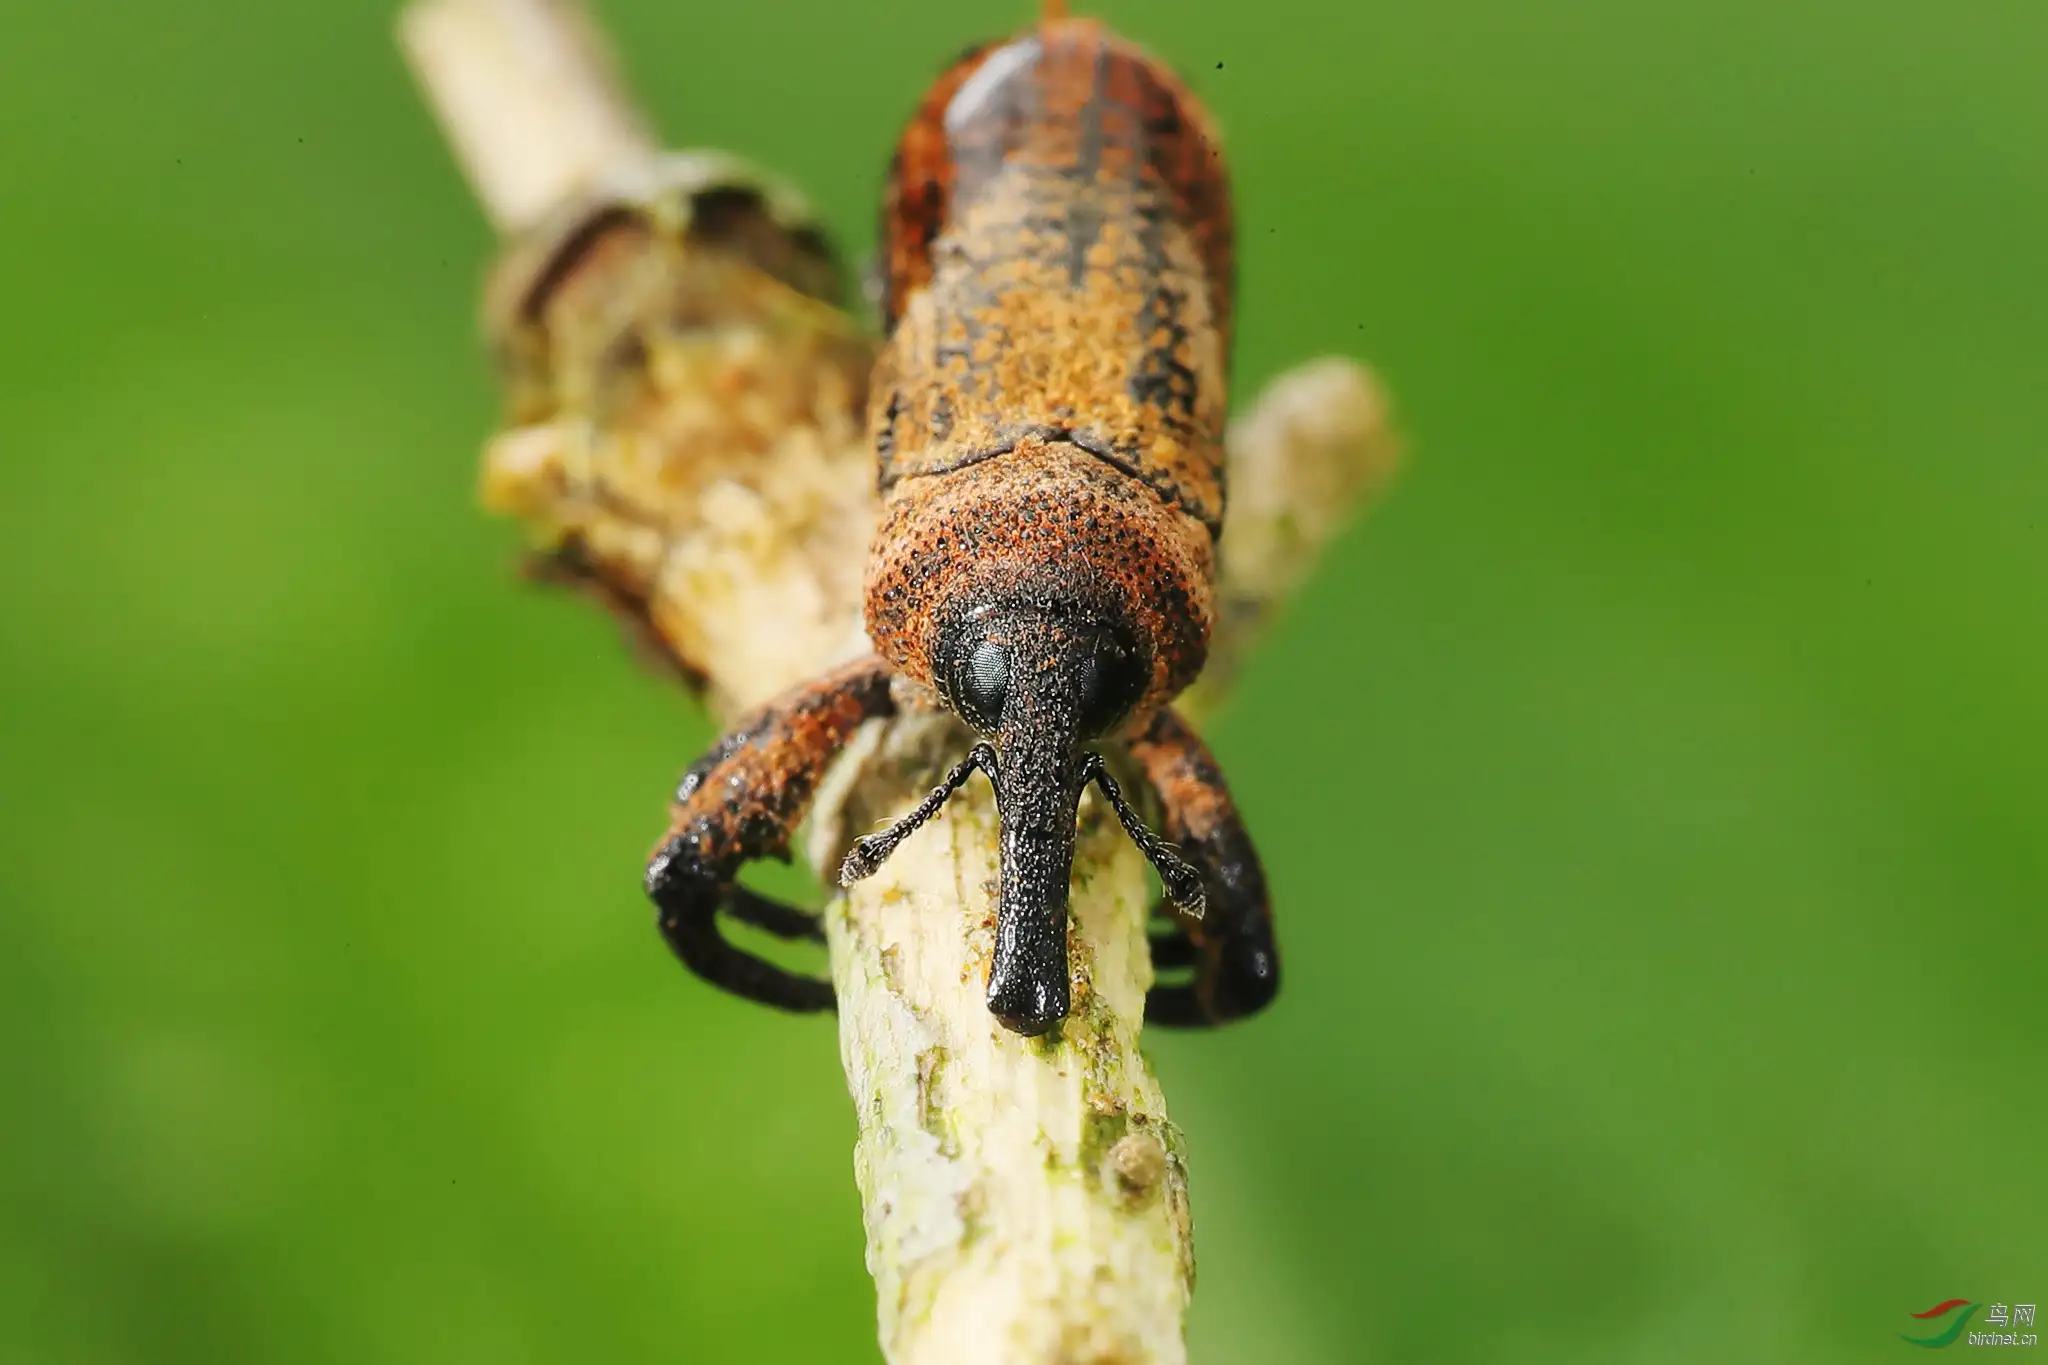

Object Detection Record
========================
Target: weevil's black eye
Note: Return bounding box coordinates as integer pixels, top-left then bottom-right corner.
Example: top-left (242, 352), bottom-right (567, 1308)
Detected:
top-left (1072, 634), bottom-right (1145, 738)
top-left (953, 638), bottom-right (1011, 731)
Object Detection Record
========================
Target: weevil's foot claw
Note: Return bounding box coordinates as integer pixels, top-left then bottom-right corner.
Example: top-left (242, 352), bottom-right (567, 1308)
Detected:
top-left (1160, 857), bottom-right (1207, 920)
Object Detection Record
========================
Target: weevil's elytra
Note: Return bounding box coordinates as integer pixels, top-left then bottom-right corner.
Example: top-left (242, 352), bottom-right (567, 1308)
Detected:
top-left (641, 5), bottom-right (1280, 1037)
top-left (869, 17), bottom-right (1235, 539)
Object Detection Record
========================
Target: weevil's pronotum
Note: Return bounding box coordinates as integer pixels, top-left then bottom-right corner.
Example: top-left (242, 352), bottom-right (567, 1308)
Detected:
top-left (642, 2), bottom-right (1279, 1035)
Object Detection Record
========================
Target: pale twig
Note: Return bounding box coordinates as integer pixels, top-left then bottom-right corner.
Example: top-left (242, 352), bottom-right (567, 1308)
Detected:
top-left (396, 2), bottom-right (1397, 1360)
top-left (399, 0), bottom-right (656, 235)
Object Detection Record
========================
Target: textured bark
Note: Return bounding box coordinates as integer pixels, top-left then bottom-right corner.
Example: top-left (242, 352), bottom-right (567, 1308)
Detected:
top-left (398, 3), bottom-right (1399, 1361)
top-left (813, 714), bottom-right (1194, 1365)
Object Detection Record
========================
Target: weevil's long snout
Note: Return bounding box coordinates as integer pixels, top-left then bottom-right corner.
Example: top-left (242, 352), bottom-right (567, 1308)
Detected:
top-left (985, 708), bottom-right (1089, 1036)
top-left (945, 604), bottom-right (1151, 1036)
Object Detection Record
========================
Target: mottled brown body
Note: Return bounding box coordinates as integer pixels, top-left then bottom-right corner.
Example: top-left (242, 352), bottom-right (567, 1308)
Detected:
top-left (864, 19), bottom-right (1235, 718)
top-left (621, 13), bottom-right (1278, 1035)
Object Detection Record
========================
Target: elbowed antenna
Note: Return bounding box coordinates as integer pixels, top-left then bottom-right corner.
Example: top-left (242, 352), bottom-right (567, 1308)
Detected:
top-left (842, 745), bottom-right (1205, 917)
top-left (842, 718), bottom-right (1208, 1037)
top-left (1081, 755), bottom-right (1206, 918)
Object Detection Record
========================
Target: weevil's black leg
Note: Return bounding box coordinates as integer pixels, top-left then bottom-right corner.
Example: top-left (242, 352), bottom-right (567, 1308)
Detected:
top-left (839, 742), bottom-right (998, 885)
top-left (1125, 708), bottom-right (1281, 1028)
top-left (1082, 754), bottom-right (1208, 918)
top-left (726, 886), bottom-right (826, 944)
top-left (1145, 915), bottom-right (1198, 969)
top-left (644, 656), bottom-right (897, 1013)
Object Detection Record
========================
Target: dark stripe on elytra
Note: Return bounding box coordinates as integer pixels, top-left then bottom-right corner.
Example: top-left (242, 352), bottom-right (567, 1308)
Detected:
top-left (1134, 60), bottom-right (1235, 363)
top-left (874, 390), bottom-right (903, 472)
top-left (1125, 188), bottom-right (1205, 448)
top-left (1063, 41), bottom-right (1113, 287)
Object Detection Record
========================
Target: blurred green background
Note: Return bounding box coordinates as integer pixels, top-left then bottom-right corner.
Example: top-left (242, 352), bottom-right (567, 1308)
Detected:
top-left (3, 0), bottom-right (2043, 1360)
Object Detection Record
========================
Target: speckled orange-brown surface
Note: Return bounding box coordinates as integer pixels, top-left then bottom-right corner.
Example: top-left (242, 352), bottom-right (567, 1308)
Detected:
top-left (645, 654), bottom-right (898, 1009)
top-left (865, 438), bottom-right (1215, 720)
top-left (863, 17), bottom-right (1237, 723)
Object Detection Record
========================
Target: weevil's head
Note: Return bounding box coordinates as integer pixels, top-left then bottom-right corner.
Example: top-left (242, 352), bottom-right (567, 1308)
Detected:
top-left (864, 440), bottom-right (1215, 722)
top-left (861, 440), bottom-right (1218, 1034)
top-left (935, 602), bottom-right (1148, 750)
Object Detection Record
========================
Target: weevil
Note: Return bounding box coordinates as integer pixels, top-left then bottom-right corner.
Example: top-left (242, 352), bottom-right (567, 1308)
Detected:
top-left (642, 3), bottom-right (1279, 1035)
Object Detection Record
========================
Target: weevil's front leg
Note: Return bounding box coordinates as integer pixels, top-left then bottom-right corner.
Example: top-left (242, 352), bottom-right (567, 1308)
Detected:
top-left (1126, 708), bottom-right (1281, 1027)
top-left (644, 656), bottom-right (897, 1012)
